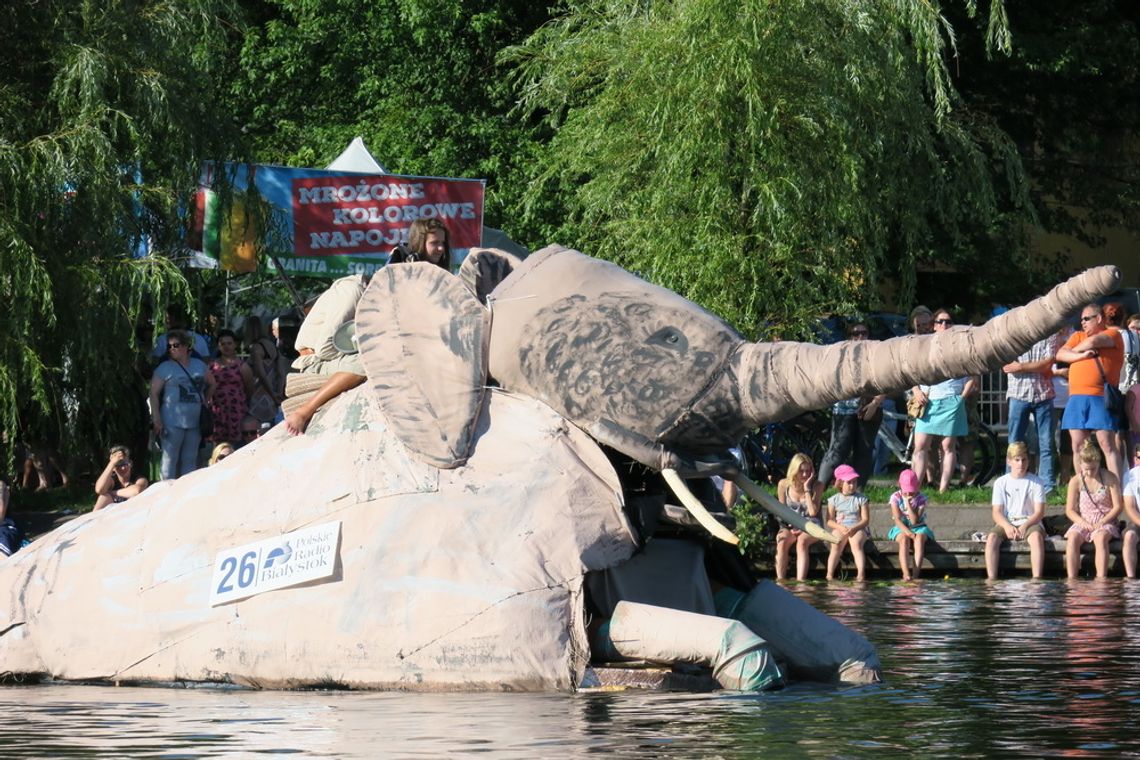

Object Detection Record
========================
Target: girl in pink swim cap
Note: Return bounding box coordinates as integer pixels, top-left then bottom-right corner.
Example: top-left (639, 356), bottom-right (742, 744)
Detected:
top-left (825, 464), bottom-right (871, 581)
top-left (887, 469), bottom-right (933, 580)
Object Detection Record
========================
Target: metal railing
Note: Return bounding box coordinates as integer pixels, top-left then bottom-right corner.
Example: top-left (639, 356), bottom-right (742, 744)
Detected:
top-left (977, 369), bottom-right (1008, 435)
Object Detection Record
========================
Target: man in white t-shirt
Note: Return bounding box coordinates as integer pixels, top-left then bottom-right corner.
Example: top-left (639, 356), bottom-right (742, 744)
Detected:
top-left (987, 442), bottom-right (1047, 579)
top-left (1122, 465), bottom-right (1140, 578)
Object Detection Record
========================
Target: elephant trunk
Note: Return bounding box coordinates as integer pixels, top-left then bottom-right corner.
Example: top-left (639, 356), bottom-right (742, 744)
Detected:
top-left (737, 265), bottom-right (1120, 424)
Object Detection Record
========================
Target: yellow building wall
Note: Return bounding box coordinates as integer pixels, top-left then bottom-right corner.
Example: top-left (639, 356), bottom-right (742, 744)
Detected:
top-left (1031, 225), bottom-right (1140, 291)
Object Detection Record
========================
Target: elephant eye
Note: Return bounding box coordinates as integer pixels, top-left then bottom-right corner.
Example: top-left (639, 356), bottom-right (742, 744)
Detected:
top-left (646, 327), bottom-right (688, 353)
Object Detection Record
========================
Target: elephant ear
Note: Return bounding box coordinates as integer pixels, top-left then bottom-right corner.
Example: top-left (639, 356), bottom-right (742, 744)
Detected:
top-left (355, 263), bottom-right (489, 469)
top-left (458, 247), bottom-right (523, 304)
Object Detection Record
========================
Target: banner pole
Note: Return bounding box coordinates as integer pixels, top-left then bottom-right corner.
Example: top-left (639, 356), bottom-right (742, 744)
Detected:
top-left (270, 254), bottom-right (307, 313)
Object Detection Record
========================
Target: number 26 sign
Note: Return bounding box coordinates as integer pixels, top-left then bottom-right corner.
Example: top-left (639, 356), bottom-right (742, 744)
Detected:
top-left (209, 521), bottom-right (341, 606)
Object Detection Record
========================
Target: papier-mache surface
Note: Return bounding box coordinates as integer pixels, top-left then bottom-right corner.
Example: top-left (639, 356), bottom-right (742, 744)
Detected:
top-left (0, 388), bottom-right (633, 691)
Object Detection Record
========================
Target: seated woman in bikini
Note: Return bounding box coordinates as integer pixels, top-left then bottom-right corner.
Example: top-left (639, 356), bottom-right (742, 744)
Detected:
top-left (93, 445), bottom-right (148, 511)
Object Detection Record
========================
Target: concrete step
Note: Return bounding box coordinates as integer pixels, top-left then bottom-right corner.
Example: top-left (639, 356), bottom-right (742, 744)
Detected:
top-left (756, 529), bottom-right (1124, 578)
top-left (861, 502), bottom-right (1067, 540)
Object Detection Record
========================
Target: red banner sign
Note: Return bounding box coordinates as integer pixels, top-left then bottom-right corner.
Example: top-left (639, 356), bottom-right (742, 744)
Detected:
top-left (292, 175), bottom-right (484, 257)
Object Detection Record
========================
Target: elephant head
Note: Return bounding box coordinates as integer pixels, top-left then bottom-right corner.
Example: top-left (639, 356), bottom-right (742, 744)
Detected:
top-left (356, 245), bottom-right (1118, 538)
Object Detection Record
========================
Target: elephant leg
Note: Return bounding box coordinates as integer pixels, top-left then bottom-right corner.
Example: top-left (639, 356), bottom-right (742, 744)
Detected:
top-left (715, 581), bottom-right (882, 685)
top-left (592, 601), bottom-right (785, 692)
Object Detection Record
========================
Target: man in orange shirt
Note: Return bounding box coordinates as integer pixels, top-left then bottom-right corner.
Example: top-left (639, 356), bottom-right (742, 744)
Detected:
top-left (1055, 303), bottom-right (1127, 482)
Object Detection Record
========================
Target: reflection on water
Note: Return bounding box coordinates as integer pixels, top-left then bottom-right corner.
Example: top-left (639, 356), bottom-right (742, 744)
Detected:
top-left (5, 581), bottom-right (1140, 757)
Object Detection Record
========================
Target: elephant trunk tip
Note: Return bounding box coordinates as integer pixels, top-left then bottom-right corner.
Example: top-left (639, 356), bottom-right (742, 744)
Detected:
top-left (1089, 265), bottom-right (1122, 294)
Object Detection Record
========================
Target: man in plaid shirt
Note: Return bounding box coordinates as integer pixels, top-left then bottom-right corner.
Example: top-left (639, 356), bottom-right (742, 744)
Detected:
top-left (1002, 332), bottom-right (1061, 491)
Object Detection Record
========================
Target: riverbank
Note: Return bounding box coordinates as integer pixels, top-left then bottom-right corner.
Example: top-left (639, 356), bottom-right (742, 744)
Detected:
top-left (6, 487), bottom-right (1113, 579)
top-left (751, 499), bottom-right (1126, 579)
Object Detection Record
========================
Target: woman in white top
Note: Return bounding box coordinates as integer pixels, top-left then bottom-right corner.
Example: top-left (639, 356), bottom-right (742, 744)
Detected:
top-left (910, 309), bottom-right (978, 493)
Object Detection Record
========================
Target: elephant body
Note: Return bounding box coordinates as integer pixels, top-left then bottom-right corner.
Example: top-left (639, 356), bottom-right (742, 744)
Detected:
top-left (0, 390), bottom-right (631, 689)
top-left (0, 246), bottom-right (1119, 690)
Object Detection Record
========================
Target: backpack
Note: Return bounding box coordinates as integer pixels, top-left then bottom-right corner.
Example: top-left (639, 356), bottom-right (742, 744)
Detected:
top-left (0, 519), bottom-right (24, 557)
top-left (1121, 329), bottom-right (1139, 391)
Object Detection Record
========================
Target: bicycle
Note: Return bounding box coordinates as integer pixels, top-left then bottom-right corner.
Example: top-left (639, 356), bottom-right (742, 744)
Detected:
top-left (876, 406), bottom-right (1000, 487)
top-left (740, 411), bottom-right (829, 485)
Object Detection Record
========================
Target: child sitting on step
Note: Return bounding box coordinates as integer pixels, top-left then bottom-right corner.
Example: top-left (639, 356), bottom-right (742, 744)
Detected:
top-left (825, 464), bottom-right (870, 581)
top-left (987, 441), bottom-right (1048, 580)
top-left (887, 469), bottom-right (933, 581)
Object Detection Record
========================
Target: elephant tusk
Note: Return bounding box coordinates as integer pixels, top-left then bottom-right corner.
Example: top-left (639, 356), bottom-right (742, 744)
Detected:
top-left (731, 473), bottom-right (839, 544)
top-left (661, 468), bottom-right (740, 546)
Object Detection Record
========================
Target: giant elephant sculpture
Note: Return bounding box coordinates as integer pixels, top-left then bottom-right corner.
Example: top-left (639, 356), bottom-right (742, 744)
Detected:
top-left (0, 245), bottom-right (1119, 692)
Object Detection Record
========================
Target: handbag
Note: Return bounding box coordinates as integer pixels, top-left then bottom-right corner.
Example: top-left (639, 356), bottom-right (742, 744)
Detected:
top-left (906, 392), bottom-right (927, 419)
top-left (175, 361), bottom-right (214, 437)
top-left (1093, 356), bottom-right (1125, 421)
top-left (198, 405), bottom-right (215, 438)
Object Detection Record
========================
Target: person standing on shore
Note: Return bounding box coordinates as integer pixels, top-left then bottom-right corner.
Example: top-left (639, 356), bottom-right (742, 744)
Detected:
top-left (150, 330), bottom-right (215, 480)
top-left (207, 329), bottom-right (254, 445)
top-left (1056, 303), bottom-right (1126, 483)
top-left (1003, 333), bottom-right (1060, 492)
top-left (818, 322), bottom-right (883, 489)
top-left (911, 309), bottom-right (978, 493)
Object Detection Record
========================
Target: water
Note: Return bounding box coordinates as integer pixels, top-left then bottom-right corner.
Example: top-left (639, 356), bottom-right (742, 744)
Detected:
top-left (3, 580), bottom-right (1140, 757)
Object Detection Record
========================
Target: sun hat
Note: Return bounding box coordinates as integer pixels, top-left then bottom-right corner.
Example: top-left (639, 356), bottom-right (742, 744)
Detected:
top-left (332, 320), bottom-right (359, 355)
top-left (833, 464), bottom-right (860, 483)
top-left (898, 469), bottom-right (919, 492)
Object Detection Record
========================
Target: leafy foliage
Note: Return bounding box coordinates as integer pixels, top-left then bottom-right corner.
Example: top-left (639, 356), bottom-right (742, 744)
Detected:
top-left (3, 0), bottom-right (1131, 483)
top-left (506, 0), bottom-right (1032, 338)
top-left (0, 0), bottom-right (247, 472)
top-left (949, 0), bottom-right (1140, 247)
top-left (231, 0), bottom-right (553, 236)
top-left (731, 497), bottom-right (775, 564)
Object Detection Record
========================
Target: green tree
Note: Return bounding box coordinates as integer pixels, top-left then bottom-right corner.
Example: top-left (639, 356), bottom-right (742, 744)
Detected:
top-left (950, 1), bottom-right (1140, 247)
top-left (506, 0), bottom-right (1029, 337)
top-left (0, 0), bottom-right (248, 473)
top-left (231, 0), bottom-right (553, 234)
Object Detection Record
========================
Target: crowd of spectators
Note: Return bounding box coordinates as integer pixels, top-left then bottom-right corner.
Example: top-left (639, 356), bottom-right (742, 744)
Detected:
top-left (777, 298), bottom-right (1140, 580)
top-left (1004, 302), bottom-right (1139, 491)
top-left (2, 243), bottom-right (1137, 581)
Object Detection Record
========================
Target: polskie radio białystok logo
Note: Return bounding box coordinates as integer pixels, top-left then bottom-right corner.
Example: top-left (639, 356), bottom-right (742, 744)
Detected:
top-left (263, 542), bottom-right (293, 570)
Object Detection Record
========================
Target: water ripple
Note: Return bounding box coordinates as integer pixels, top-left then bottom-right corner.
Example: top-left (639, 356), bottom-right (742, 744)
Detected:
top-left (3, 581), bottom-right (1140, 756)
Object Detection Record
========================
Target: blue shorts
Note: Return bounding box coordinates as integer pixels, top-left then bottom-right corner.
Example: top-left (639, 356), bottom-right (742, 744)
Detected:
top-left (887, 524), bottom-right (935, 541)
top-left (1061, 394), bottom-right (1123, 431)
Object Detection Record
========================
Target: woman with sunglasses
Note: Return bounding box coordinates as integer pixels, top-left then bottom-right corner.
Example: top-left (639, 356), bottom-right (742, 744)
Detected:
top-left (1056, 302), bottom-right (1127, 483)
top-left (150, 329), bottom-right (216, 480)
top-left (911, 310), bottom-right (978, 492)
top-left (208, 442), bottom-right (234, 465)
top-left (93, 445), bottom-right (148, 511)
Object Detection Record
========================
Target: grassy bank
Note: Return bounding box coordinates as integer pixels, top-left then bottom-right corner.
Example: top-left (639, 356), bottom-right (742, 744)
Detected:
top-left (861, 483), bottom-right (1066, 507)
top-left (9, 485), bottom-right (91, 514)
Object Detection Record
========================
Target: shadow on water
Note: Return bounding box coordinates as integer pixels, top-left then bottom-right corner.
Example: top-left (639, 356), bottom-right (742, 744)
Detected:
top-left (4, 581), bottom-right (1140, 757)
